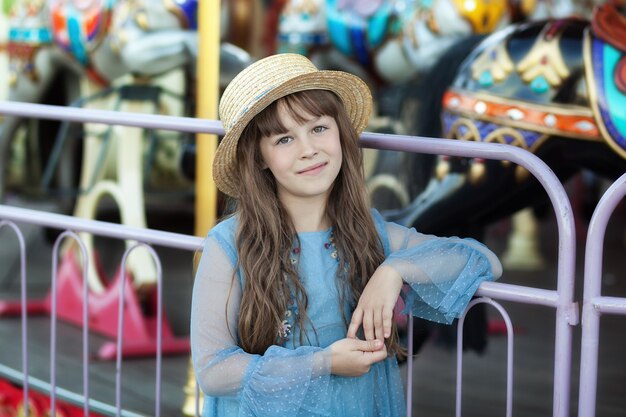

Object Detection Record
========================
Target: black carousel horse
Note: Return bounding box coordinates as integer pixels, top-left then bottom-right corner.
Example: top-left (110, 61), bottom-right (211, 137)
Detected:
top-left (387, 1), bottom-right (626, 238)
top-left (381, 0), bottom-right (626, 354)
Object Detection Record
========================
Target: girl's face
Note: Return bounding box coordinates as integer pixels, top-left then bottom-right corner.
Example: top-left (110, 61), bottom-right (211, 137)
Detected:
top-left (259, 102), bottom-right (342, 205)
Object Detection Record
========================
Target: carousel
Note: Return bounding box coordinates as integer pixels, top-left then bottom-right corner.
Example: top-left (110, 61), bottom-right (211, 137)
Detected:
top-left (1, 0), bottom-right (626, 416)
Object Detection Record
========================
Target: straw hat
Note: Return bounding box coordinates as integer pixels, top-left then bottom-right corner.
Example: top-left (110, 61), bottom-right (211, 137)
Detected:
top-left (213, 53), bottom-right (373, 198)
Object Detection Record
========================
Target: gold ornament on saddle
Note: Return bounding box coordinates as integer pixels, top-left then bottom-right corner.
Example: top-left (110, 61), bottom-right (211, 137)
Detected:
top-left (517, 23), bottom-right (570, 93)
top-left (471, 43), bottom-right (514, 87)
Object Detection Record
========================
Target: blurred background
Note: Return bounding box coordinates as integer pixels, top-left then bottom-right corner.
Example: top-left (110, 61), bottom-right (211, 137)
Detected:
top-left (1, 0), bottom-right (626, 415)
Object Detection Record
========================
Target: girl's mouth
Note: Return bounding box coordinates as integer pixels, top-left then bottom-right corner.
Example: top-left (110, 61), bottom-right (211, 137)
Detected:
top-left (298, 162), bottom-right (327, 175)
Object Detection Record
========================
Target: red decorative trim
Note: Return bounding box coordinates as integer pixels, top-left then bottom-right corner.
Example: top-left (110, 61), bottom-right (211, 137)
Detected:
top-left (592, 1), bottom-right (626, 52)
top-left (443, 90), bottom-right (601, 139)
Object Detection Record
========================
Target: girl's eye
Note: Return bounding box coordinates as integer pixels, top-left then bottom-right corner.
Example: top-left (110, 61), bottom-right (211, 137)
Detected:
top-left (276, 136), bottom-right (293, 145)
top-left (313, 125), bottom-right (327, 134)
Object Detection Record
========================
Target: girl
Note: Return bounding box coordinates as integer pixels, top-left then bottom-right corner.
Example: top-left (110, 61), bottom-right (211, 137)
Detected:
top-left (191, 53), bottom-right (502, 417)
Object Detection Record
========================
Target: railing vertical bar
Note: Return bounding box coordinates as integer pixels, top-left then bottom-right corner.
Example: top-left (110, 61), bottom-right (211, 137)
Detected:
top-left (144, 245), bottom-right (164, 417)
top-left (195, 383), bottom-right (201, 417)
top-left (50, 234), bottom-right (62, 415)
top-left (114, 243), bottom-right (164, 416)
top-left (115, 252), bottom-right (129, 416)
top-left (77, 236), bottom-right (91, 417)
top-left (579, 173), bottom-right (626, 417)
top-left (51, 232), bottom-right (88, 414)
top-left (50, 231), bottom-right (87, 414)
top-left (456, 298), bottom-right (514, 417)
top-left (0, 221), bottom-right (29, 416)
top-left (406, 314), bottom-right (414, 417)
top-left (456, 314), bottom-right (464, 417)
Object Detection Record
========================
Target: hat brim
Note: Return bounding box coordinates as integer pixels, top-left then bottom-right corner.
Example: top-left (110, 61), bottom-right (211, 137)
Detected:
top-left (213, 70), bottom-right (372, 198)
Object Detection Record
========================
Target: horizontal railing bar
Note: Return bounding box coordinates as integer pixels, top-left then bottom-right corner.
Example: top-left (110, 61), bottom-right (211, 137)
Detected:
top-left (0, 205), bottom-right (203, 252)
top-left (359, 132), bottom-right (574, 255)
top-left (0, 101), bottom-right (224, 134)
top-left (476, 282), bottom-right (559, 307)
top-left (0, 363), bottom-right (146, 417)
top-left (592, 296), bottom-right (626, 315)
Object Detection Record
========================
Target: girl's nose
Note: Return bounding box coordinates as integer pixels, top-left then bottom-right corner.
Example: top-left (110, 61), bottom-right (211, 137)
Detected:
top-left (299, 137), bottom-right (318, 158)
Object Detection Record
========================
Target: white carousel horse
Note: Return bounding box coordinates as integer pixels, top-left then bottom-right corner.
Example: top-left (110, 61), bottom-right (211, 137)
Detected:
top-left (0, 0), bottom-right (251, 202)
top-left (1, 0), bottom-right (252, 295)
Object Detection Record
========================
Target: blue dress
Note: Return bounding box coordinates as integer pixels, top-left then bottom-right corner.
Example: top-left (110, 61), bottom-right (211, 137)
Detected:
top-left (190, 209), bottom-right (501, 417)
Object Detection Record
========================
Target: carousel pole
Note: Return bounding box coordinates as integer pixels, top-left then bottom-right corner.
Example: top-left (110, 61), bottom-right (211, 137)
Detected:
top-left (194, 0), bottom-right (220, 237)
top-left (183, 0), bottom-right (220, 415)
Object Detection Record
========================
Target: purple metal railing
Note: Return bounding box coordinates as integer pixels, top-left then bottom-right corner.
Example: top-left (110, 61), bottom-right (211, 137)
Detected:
top-left (0, 221), bottom-right (29, 411)
top-left (115, 243), bottom-right (163, 417)
top-left (49, 231), bottom-right (90, 416)
top-left (359, 131), bottom-right (578, 417)
top-left (0, 207), bottom-right (203, 416)
top-left (578, 173), bottom-right (626, 417)
top-left (0, 100), bottom-right (577, 416)
top-left (457, 298), bottom-right (514, 417)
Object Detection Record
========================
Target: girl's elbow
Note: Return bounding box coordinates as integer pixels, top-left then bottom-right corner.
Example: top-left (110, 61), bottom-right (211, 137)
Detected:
top-left (196, 367), bottom-right (239, 397)
top-left (194, 358), bottom-right (244, 398)
top-left (490, 257), bottom-right (503, 280)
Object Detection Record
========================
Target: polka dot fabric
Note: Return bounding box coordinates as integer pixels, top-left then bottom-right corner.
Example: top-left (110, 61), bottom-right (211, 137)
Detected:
top-left (190, 209), bottom-right (501, 417)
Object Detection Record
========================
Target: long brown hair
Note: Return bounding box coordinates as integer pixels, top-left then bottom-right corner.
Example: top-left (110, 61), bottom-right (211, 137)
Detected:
top-left (231, 89), bottom-right (402, 355)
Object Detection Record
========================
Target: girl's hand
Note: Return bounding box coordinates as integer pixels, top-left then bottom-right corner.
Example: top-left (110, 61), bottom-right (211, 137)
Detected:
top-left (329, 338), bottom-right (388, 376)
top-left (347, 265), bottom-right (403, 342)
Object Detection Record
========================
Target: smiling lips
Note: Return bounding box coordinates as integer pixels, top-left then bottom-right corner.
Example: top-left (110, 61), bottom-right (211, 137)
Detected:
top-left (297, 162), bottom-right (328, 175)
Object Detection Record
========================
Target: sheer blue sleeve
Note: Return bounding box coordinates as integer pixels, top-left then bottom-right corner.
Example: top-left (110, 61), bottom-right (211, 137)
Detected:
top-left (376, 214), bottom-right (502, 324)
top-left (190, 234), bottom-right (332, 416)
top-left (239, 345), bottom-right (331, 416)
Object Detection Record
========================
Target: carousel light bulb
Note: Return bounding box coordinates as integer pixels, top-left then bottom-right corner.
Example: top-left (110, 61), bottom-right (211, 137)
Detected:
top-left (464, 0), bottom-right (477, 12)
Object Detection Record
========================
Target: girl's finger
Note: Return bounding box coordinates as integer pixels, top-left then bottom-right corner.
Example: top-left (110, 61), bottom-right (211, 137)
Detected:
top-left (382, 307), bottom-right (394, 339)
top-left (364, 343), bottom-right (388, 364)
top-left (356, 338), bottom-right (383, 352)
top-left (373, 309), bottom-right (384, 341)
top-left (365, 348), bottom-right (388, 365)
top-left (347, 307), bottom-right (364, 338)
top-left (363, 310), bottom-right (375, 341)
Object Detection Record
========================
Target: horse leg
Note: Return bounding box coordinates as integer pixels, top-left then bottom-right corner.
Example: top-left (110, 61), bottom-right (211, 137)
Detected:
top-left (0, 48), bottom-right (62, 202)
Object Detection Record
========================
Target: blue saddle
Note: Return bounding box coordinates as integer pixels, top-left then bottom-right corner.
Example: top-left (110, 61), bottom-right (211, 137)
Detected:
top-left (586, 26), bottom-right (626, 159)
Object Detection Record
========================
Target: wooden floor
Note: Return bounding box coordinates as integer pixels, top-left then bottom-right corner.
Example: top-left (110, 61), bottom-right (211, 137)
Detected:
top-left (1, 196), bottom-right (626, 416)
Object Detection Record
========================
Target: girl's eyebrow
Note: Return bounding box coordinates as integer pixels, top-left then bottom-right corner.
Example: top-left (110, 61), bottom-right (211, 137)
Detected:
top-left (308, 115), bottom-right (326, 123)
top-left (298, 115), bottom-right (324, 126)
top-left (270, 115), bottom-right (326, 136)
top-left (267, 128), bottom-right (290, 139)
